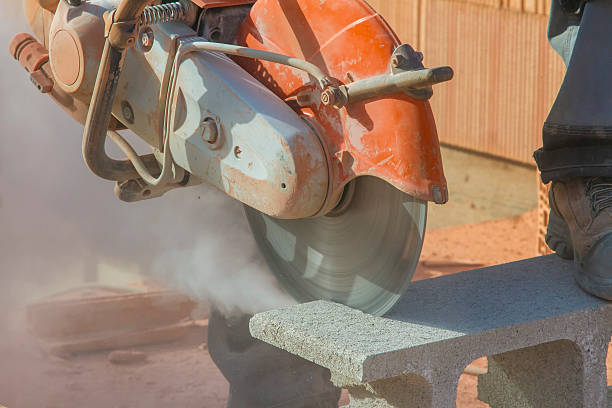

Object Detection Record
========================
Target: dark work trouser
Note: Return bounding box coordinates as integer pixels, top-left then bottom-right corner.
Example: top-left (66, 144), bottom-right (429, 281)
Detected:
top-left (534, 0), bottom-right (612, 183)
top-left (207, 309), bottom-right (341, 408)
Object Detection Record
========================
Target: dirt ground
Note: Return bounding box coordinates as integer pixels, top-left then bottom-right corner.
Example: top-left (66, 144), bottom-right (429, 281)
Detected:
top-left (427, 146), bottom-right (538, 231)
top-left (1, 211), bottom-right (610, 408)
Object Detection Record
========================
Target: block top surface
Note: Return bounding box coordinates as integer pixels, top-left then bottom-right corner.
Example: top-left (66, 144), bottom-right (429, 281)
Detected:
top-left (250, 256), bottom-right (611, 382)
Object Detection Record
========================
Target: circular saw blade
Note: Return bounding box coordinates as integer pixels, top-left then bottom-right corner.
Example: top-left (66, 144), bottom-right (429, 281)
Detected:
top-left (244, 176), bottom-right (427, 316)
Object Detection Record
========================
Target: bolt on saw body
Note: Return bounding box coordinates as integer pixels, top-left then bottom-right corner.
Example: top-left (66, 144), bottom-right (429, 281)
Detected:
top-left (11, 0), bottom-right (453, 316)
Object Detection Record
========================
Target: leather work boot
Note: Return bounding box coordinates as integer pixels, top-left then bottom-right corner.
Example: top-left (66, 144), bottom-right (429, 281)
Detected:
top-left (546, 177), bottom-right (612, 300)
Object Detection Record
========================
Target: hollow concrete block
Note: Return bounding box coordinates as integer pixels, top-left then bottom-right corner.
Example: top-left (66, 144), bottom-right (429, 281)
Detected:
top-left (250, 256), bottom-right (612, 407)
top-left (478, 338), bottom-right (609, 407)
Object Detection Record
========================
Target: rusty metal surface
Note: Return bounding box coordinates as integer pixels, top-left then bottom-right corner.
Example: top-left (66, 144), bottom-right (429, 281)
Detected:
top-left (19, 0), bottom-right (101, 123)
top-left (79, 0), bottom-right (166, 183)
top-left (140, 1), bottom-right (197, 26)
top-left (367, 0), bottom-right (565, 165)
top-left (29, 69), bottom-right (54, 93)
top-left (47, 0), bottom-right (197, 149)
top-left (115, 22), bottom-right (196, 149)
top-left (237, 0), bottom-right (449, 206)
top-left (9, 32), bottom-right (36, 59)
top-left (197, 3), bottom-right (252, 42)
top-left (190, 0), bottom-right (255, 9)
top-left (9, 32), bottom-right (49, 73)
top-left (9, 32), bottom-right (54, 93)
top-left (168, 45), bottom-right (329, 218)
top-left (16, 0), bottom-right (454, 211)
top-left (48, 0), bottom-right (119, 96)
top-left (82, 38), bottom-right (157, 182)
top-left (330, 66), bottom-right (454, 109)
top-left (36, 0), bottom-right (60, 11)
top-left (24, 0), bottom-right (55, 47)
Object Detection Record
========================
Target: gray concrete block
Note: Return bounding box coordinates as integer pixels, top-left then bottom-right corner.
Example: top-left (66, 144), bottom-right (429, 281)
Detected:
top-left (477, 340), bottom-right (601, 407)
top-left (250, 256), bottom-right (612, 407)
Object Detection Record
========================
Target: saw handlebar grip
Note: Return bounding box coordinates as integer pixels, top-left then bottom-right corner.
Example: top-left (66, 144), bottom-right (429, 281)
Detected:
top-left (323, 66), bottom-right (454, 109)
top-left (115, 0), bottom-right (152, 23)
top-left (348, 66), bottom-right (453, 106)
top-left (83, 0), bottom-right (158, 182)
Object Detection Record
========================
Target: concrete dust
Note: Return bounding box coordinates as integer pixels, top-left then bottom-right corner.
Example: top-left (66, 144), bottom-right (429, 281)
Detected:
top-left (0, 0), bottom-right (291, 323)
top-left (1, 326), bottom-right (229, 408)
top-left (0, 3), bottom-right (292, 406)
top-left (0, 1), bottom-right (21, 15)
top-left (2, 212), bottom-right (608, 407)
top-left (144, 184), bottom-right (295, 317)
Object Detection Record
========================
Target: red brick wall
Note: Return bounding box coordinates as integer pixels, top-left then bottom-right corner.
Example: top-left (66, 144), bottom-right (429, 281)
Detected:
top-left (368, 0), bottom-right (566, 165)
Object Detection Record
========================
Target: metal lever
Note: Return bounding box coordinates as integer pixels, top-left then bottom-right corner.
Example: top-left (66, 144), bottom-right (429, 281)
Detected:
top-left (321, 66), bottom-right (454, 109)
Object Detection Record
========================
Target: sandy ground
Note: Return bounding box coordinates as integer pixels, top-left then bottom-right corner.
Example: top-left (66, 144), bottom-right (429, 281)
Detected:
top-left (427, 146), bottom-right (538, 231)
top-left (1, 210), bottom-right (609, 408)
top-left (0, 326), bottom-right (227, 408)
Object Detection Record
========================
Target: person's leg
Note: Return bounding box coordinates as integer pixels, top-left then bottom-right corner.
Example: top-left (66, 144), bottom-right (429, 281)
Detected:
top-left (536, 0), bottom-right (612, 181)
top-left (547, 0), bottom-right (582, 67)
top-left (207, 308), bottom-right (341, 408)
top-left (536, 0), bottom-right (612, 300)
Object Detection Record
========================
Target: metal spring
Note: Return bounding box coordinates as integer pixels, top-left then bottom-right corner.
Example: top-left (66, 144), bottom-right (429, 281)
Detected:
top-left (140, 1), bottom-right (188, 25)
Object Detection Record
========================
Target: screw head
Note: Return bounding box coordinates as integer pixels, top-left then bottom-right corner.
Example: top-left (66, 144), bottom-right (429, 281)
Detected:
top-left (201, 118), bottom-right (219, 145)
top-left (138, 27), bottom-right (155, 52)
top-left (121, 101), bottom-right (134, 124)
top-left (138, 27), bottom-right (154, 52)
top-left (141, 33), bottom-right (151, 47)
top-left (321, 89), bottom-right (335, 106)
top-left (321, 87), bottom-right (346, 109)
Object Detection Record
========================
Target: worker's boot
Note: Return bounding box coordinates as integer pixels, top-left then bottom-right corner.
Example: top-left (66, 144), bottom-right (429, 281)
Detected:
top-left (546, 178), bottom-right (612, 300)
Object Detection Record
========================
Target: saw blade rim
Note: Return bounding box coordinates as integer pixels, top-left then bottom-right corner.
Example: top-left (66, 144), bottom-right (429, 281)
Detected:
top-left (244, 176), bottom-right (427, 316)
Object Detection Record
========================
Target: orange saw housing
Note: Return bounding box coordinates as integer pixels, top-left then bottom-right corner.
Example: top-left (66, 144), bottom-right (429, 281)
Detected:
top-left (17, 0), bottom-right (447, 207)
top-left (235, 0), bottom-right (448, 205)
top-left (190, 0), bottom-right (255, 8)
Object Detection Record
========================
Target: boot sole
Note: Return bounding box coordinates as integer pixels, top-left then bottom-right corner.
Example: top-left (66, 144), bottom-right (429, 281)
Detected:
top-left (573, 234), bottom-right (612, 301)
top-left (573, 267), bottom-right (612, 301)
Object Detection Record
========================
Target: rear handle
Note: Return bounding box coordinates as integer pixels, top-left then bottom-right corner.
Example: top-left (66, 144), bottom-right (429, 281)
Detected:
top-left (322, 66), bottom-right (454, 109)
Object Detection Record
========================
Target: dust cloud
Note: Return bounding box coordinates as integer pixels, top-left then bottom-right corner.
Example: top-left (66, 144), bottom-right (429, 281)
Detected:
top-left (1, 0), bottom-right (21, 15)
top-left (0, 2), bottom-right (294, 407)
top-left (0, 0), bottom-right (293, 332)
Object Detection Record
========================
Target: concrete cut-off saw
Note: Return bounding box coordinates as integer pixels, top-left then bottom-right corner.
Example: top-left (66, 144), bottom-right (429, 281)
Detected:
top-left (10, 0), bottom-right (453, 316)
